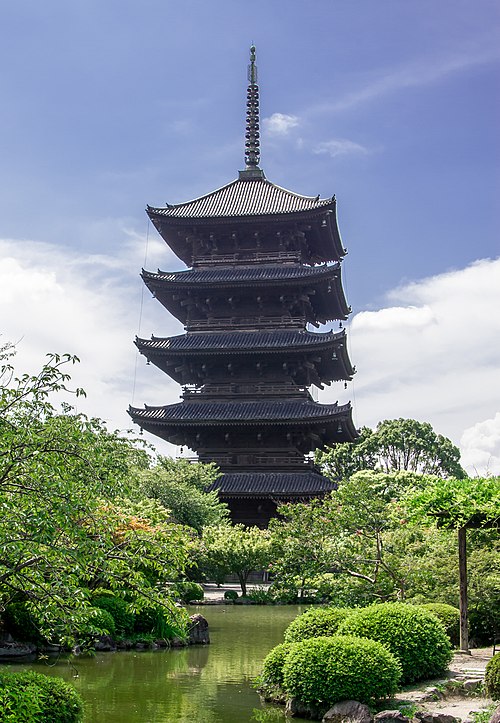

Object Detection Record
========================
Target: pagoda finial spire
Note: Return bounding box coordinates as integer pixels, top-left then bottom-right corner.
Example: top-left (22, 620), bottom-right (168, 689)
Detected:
top-left (244, 44), bottom-right (260, 169)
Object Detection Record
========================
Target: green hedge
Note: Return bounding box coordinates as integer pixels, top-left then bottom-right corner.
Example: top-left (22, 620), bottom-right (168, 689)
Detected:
top-left (0, 670), bottom-right (83, 722)
top-left (338, 602), bottom-right (452, 684)
top-left (283, 606), bottom-right (352, 643)
top-left (260, 642), bottom-right (296, 691)
top-left (485, 652), bottom-right (500, 699)
top-left (282, 635), bottom-right (401, 707)
top-left (420, 603), bottom-right (460, 647)
top-left (92, 595), bottom-right (135, 636)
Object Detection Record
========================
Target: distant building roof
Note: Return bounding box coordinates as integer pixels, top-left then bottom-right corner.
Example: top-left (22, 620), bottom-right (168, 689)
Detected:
top-left (207, 471), bottom-right (336, 498)
top-left (147, 177), bottom-right (334, 221)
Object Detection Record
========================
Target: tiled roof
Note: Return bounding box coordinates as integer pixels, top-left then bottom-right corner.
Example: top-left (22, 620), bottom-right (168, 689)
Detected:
top-left (207, 471), bottom-right (336, 498)
top-left (129, 399), bottom-right (352, 425)
top-left (147, 177), bottom-right (334, 220)
top-left (137, 328), bottom-right (346, 354)
top-left (143, 263), bottom-right (337, 286)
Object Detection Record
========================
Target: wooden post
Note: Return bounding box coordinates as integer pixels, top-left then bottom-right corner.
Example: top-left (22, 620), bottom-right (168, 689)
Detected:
top-left (458, 526), bottom-right (469, 653)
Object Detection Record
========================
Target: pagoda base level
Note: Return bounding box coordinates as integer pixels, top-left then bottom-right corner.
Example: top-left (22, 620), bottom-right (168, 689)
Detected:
top-left (207, 471), bottom-right (336, 527)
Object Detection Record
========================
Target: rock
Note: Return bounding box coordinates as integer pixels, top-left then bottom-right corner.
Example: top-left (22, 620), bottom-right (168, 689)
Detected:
top-left (285, 697), bottom-right (324, 719)
top-left (322, 700), bottom-right (372, 722)
top-left (462, 678), bottom-right (483, 692)
top-left (421, 687), bottom-right (444, 701)
top-left (415, 712), bottom-right (459, 723)
top-left (94, 635), bottom-right (116, 652)
top-left (0, 641), bottom-right (37, 659)
top-left (373, 711), bottom-right (409, 723)
top-left (188, 613), bottom-right (210, 645)
top-left (489, 704), bottom-right (500, 723)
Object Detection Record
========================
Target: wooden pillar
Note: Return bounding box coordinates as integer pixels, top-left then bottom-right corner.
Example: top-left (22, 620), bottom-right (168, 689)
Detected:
top-left (458, 526), bottom-right (469, 653)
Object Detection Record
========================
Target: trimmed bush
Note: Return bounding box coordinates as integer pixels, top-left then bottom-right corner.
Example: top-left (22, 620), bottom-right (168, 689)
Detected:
top-left (92, 595), bottom-right (135, 636)
top-left (338, 602), bottom-right (452, 684)
top-left (224, 590), bottom-right (239, 601)
top-left (170, 581), bottom-right (204, 603)
top-left (282, 635), bottom-right (402, 707)
top-left (485, 652), bottom-right (500, 699)
top-left (0, 669), bottom-right (84, 722)
top-left (283, 606), bottom-right (352, 643)
top-left (420, 603), bottom-right (460, 647)
top-left (260, 642), bottom-right (296, 690)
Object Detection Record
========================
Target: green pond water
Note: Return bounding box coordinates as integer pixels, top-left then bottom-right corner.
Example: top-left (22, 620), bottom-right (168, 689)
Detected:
top-left (2, 605), bottom-right (310, 723)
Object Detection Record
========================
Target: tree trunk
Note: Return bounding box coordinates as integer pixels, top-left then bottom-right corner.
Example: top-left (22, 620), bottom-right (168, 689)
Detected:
top-left (458, 526), bottom-right (469, 653)
top-left (238, 573), bottom-right (247, 597)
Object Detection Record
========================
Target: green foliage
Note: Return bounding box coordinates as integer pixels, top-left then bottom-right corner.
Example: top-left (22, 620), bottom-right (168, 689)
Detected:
top-left (2, 602), bottom-right (44, 643)
top-left (317, 418), bottom-right (465, 480)
top-left (283, 606), bottom-right (352, 643)
top-left (0, 669), bottom-right (83, 722)
top-left (282, 635), bottom-right (402, 707)
top-left (170, 581), bottom-right (204, 603)
top-left (224, 589), bottom-right (238, 601)
top-left (133, 605), bottom-right (187, 640)
top-left (420, 603), bottom-right (460, 647)
top-left (259, 642), bottom-right (295, 690)
top-left (200, 524), bottom-right (271, 596)
top-left (246, 586), bottom-right (274, 604)
top-left (81, 606), bottom-right (116, 637)
top-left (92, 595), bottom-right (135, 635)
top-left (338, 602), bottom-right (452, 683)
top-left (137, 457), bottom-right (228, 533)
top-left (485, 652), bottom-right (500, 699)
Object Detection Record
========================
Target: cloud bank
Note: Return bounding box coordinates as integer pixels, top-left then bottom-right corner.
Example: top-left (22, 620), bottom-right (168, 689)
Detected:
top-left (2, 237), bottom-right (498, 474)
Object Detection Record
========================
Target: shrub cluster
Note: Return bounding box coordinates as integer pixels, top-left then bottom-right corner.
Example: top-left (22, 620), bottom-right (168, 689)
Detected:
top-left (0, 670), bottom-right (84, 722)
top-left (260, 642), bottom-right (296, 691)
top-left (338, 602), bottom-right (452, 683)
top-left (223, 590), bottom-right (239, 601)
top-left (420, 603), bottom-right (460, 647)
top-left (170, 581), bottom-right (204, 603)
top-left (92, 595), bottom-right (135, 636)
top-left (284, 606), bottom-right (352, 643)
top-left (2, 602), bottom-right (44, 643)
top-left (282, 635), bottom-right (401, 707)
top-left (485, 652), bottom-right (500, 699)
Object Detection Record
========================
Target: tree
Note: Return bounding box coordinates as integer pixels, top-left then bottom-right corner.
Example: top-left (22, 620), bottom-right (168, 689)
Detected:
top-left (317, 418), bottom-right (466, 480)
top-left (0, 349), bottom-right (191, 643)
top-left (403, 475), bottom-right (500, 651)
top-left (200, 524), bottom-right (271, 595)
top-left (136, 457), bottom-right (228, 533)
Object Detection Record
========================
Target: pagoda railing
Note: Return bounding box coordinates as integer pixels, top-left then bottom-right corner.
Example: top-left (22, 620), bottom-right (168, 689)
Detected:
top-left (186, 315), bottom-right (305, 331)
top-left (193, 250), bottom-right (302, 266)
top-left (182, 383), bottom-right (309, 398)
top-left (197, 453), bottom-right (315, 468)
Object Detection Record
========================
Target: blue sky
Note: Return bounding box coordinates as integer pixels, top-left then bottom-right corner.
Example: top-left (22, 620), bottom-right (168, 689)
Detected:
top-left (1, 1), bottom-right (499, 472)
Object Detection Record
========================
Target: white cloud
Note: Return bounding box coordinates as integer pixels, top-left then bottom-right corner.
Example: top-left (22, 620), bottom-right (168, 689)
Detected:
top-left (321, 257), bottom-right (500, 476)
top-left (263, 113), bottom-right (300, 136)
top-left (313, 139), bottom-right (370, 158)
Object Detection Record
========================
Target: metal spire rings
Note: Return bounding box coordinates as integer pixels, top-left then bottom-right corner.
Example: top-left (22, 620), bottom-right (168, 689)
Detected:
top-left (245, 45), bottom-right (260, 168)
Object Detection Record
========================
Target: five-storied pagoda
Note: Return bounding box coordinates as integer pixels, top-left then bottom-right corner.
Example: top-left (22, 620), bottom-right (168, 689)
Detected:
top-left (129, 47), bottom-right (358, 526)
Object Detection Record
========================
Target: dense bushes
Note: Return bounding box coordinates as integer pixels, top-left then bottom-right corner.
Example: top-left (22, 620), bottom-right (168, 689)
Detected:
top-left (284, 606), bottom-right (352, 643)
top-left (338, 602), bottom-right (452, 683)
top-left (170, 581), bottom-right (204, 603)
top-left (0, 670), bottom-right (83, 722)
top-left (282, 635), bottom-right (401, 707)
top-left (420, 603), bottom-right (460, 647)
top-left (485, 652), bottom-right (500, 699)
top-left (260, 642), bottom-right (296, 691)
top-left (92, 595), bottom-right (135, 636)
top-left (2, 602), bottom-right (44, 643)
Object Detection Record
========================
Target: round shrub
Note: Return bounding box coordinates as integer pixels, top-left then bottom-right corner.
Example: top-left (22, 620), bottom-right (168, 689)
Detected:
top-left (0, 669), bottom-right (84, 722)
top-left (485, 652), bottom-right (500, 699)
top-left (282, 635), bottom-right (402, 708)
top-left (82, 607), bottom-right (116, 637)
top-left (420, 603), bottom-right (460, 647)
top-left (92, 595), bottom-right (135, 636)
top-left (284, 606), bottom-right (352, 643)
top-left (260, 642), bottom-right (296, 690)
top-left (170, 581), bottom-right (204, 603)
top-left (224, 590), bottom-right (239, 601)
top-left (338, 602), bottom-right (452, 684)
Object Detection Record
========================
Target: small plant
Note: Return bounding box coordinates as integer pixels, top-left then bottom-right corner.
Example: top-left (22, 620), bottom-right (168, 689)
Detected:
top-left (224, 589), bottom-right (239, 601)
top-left (282, 635), bottom-right (402, 708)
top-left (338, 602), bottom-right (452, 684)
top-left (170, 581), bottom-right (204, 604)
top-left (134, 605), bottom-right (187, 640)
top-left (284, 606), bottom-right (352, 643)
top-left (485, 651), bottom-right (500, 699)
top-left (0, 669), bottom-right (84, 722)
top-left (420, 603), bottom-right (460, 647)
top-left (247, 586), bottom-right (274, 604)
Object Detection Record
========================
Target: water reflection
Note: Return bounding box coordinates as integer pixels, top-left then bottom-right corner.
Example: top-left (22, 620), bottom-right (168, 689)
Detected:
top-left (2, 605), bottom-right (309, 723)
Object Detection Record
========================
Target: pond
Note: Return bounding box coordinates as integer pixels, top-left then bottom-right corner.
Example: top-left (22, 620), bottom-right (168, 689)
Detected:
top-left (2, 605), bottom-right (310, 722)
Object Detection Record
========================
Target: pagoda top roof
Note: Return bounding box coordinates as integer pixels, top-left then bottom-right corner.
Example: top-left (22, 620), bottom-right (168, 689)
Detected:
top-left (147, 176), bottom-right (335, 222)
top-left (129, 398), bottom-right (353, 426)
top-left (143, 262), bottom-right (338, 287)
top-left (137, 328), bottom-right (346, 354)
top-left (207, 471), bottom-right (336, 498)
